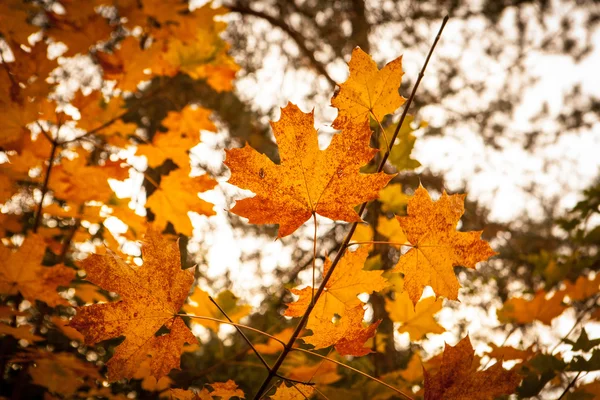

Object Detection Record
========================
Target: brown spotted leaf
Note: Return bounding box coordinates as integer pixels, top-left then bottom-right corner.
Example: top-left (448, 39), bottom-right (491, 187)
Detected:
top-left (424, 335), bottom-right (521, 400)
top-left (70, 228), bottom-right (197, 381)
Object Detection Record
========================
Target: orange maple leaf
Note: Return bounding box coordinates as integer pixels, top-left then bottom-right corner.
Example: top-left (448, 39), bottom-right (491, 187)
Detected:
top-left (331, 47), bottom-right (405, 129)
top-left (12, 349), bottom-right (102, 397)
top-left (392, 186), bottom-right (496, 305)
top-left (69, 228), bottom-right (197, 381)
top-left (497, 290), bottom-right (566, 325)
top-left (424, 335), bottom-right (521, 400)
top-left (224, 103), bottom-right (392, 237)
top-left (285, 246), bottom-right (389, 356)
top-left (271, 383), bottom-right (315, 400)
top-left (0, 234), bottom-right (74, 307)
top-left (146, 167), bottom-right (217, 236)
top-left (168, 380), bottom-right (245, 400)
top-left (137, 106), bottom-right (216, 167)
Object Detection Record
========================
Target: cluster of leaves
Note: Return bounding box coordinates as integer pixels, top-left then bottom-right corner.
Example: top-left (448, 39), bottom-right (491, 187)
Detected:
top-left (1, 2), bottom-right (599, 400)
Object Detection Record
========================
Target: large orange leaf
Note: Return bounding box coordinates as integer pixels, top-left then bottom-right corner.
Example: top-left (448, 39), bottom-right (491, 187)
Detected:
top-left (285, 246), bottom-right (389, 356)
top-left (423, 335), bottom-right (521, 400)
top-left (392, 186), bottom-right (496, 305)
top-left (224, 103), bottom-right (392, 237)
top-left (331, 47), bottom-right (405, 129)
top-left (146, 167), bottom-right (217, 236)
top-left (0, 234), bottom-right (74, 307)
top-left (69, 228), bottom-right (197, 381)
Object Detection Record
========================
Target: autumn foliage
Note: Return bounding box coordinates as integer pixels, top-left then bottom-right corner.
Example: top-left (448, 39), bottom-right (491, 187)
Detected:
top-left (1, 2), bottom-right (599, 400)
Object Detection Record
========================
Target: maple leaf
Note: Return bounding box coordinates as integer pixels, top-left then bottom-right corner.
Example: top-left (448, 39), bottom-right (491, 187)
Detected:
top-left (137, 106), bottom-right (216, 167)
top-left (497, 290), bottom-right (566, 326)
top-left (379, 183), bottom-right (410, 214)
top-left (385, 291), bottom-right (445, 341)
top-left (50, 316), bottom-right (85, 342)
top-left (392, 185), bottom-right (497, 305)
top-left (285, 246), bottom-right (389, 355)
top-left (254, 328), bottom-right (294, 355)
top-left (377, 215), bottom-right (408, 246)
top-left (69, 228), bottom-right (197, 381)
top-left (283, 352), bottom-right (341, 385)
top-left (49, 149), bottom-right (128, 204)
top-left (183, 287), bottom-right (251, 332)
top-left (0, 234), bottom-right (74, 307)
top-left (47, 1), bottom-right (113, 56)
top-left (331, 47), bottom-right (405, 129)
top-left (0, 0), bottom-right (39, 47)
top-left (486, 344), bottom-right (536, 361)
top-left (0, 323), bottom-right (44, 343)
top-left (225, 103), bottom-right (392, 237)
top-left (97, 37), bottom-right (162, 92)
top-left (271, 383), bottom-right (315, 400)
top-left (423, 335), bottom-right (521, 400)
top-left (12, 349), bottom-right (102, 397)
top-left (383, 115), bottom-right (424, 171)
top-left (562, 274), bottom-right (600, 302)
top-left (146, 167), bottom-right (217, 236)
top-left (169, 380), bottom-right (245, 400)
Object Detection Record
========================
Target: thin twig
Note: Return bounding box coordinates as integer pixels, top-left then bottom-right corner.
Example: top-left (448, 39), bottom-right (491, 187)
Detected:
top-left (557, 371), bottom-right (581, 400)
top-left (33, 140), bottom-right (59, 233)
top-left (178, 314), bottom-right (286, 344)
top-left (292, 348), bottom-right (412, 398)
top-left (208, 296), bottom-right (272, 372)
top-left (252, 15), bottom-right (449, 399)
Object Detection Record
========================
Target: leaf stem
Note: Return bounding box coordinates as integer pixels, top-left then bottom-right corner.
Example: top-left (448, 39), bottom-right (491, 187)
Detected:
top-left (251, 15), bottom-right (449, 400)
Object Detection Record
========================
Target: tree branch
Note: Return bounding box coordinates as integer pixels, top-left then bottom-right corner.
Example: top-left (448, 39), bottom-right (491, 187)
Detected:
top-left (226, 3), bottom-right (337, 87)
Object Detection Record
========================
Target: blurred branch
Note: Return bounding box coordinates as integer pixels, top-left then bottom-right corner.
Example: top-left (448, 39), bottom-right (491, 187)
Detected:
top-left (226, 2), bottom-right (337, 87)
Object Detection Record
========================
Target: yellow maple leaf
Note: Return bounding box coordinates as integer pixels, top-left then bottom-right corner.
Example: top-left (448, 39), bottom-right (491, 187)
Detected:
top-left (379, 183), bottom-right (411, 214)
top-left (146, 167), bottom-right (216, 236)
top-left (285, 246), bottom-right (389, 355)
top-left (0, 234), bottom-right (75, 307)
top-left (392, 185), bottom-right (497, 305)
top-left (225, 103), bottom-right (393, 237)
top-left (385, 291), bottom-right (445, 340)
top-left (377, 215), bottom-right (408, 246)
top-left (331, 47), bottom-right (405, 129)
top-left (70, 228), bottom-right (197, 381)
